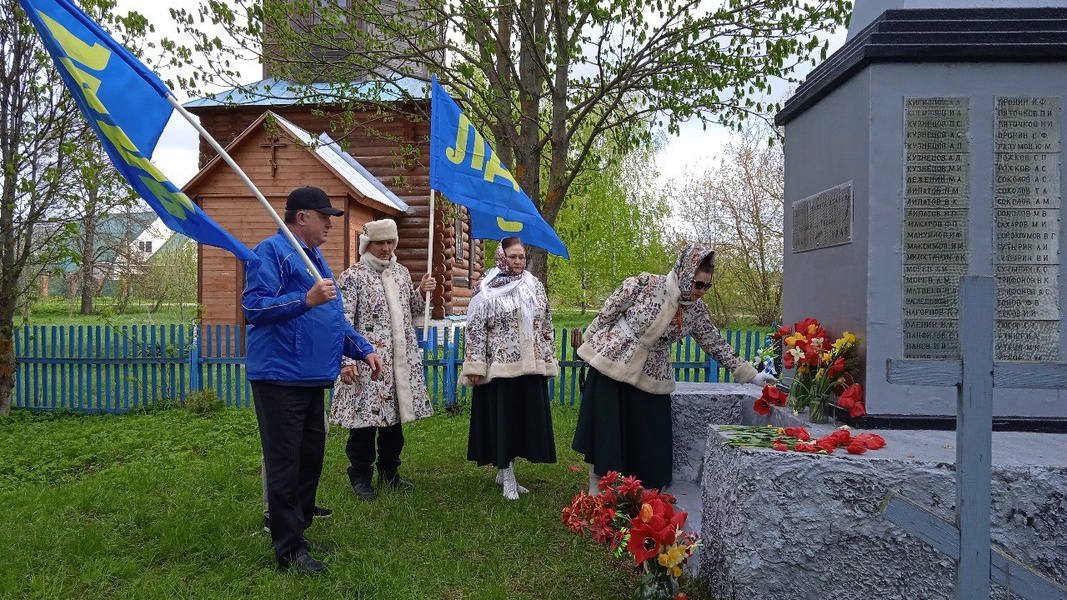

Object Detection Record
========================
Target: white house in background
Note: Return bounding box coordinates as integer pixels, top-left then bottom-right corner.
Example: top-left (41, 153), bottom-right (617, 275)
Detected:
top-left (127, 217), bottom-right (177, 264)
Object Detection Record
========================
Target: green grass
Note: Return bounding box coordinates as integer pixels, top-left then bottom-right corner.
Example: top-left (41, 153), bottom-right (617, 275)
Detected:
top-left (27, 297), bottom-right (198, 327)
top-left (0, 405), bottom-right (715, 600)
top-left (551, 309), bottom-right (597, 330)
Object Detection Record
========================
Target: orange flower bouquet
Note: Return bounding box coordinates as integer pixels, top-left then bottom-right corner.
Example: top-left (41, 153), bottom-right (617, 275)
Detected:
top-left (563, 472), bottom-right (697, 600)
top-left (758, 317), bottom-right (865, 422)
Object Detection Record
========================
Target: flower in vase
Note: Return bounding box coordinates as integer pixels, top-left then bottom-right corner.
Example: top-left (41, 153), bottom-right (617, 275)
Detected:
top-left (838, 383), bottom-right (866, 418)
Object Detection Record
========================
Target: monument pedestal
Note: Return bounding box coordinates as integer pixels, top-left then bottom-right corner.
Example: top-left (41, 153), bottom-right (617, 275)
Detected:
top-left (697, 425), bottom-right (1067, 599)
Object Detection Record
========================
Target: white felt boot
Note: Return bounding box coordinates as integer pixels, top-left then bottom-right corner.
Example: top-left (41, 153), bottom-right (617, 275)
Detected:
top-left (495, 462), bottom-right (528, 494)
top-left (499, 465), bottom-right (520, 500)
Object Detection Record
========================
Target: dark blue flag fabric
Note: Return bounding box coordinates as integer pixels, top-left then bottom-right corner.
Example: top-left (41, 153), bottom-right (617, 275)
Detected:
top-left (429, 76), bottom-right (568, 258)
top-left (18, 0), bottom-right (257, 262)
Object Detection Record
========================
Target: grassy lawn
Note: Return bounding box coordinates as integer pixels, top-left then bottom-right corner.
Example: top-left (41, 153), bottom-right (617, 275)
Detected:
top-left (0, 405), bottom-right (715, 600)
top-left (27, 297), bottom-right (198, 327)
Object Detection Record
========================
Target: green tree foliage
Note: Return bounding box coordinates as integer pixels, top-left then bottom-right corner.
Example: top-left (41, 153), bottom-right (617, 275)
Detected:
top-left (167, 0), bottom-right (850, 283)
top-left (549, 138), bottom-right (675, 313)
top-left (672, 122), bottom-right (784, 326)
top-left (134, 237), bottom-right (198, 319)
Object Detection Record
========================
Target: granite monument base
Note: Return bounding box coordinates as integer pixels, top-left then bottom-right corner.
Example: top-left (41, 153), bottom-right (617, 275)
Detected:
top-left (689, 401), bottom-right (1067, 598)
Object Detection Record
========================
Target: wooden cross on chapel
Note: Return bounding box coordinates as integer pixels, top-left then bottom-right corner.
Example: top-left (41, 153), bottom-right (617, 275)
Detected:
top-left (260, 134), bottom-right (287, 177)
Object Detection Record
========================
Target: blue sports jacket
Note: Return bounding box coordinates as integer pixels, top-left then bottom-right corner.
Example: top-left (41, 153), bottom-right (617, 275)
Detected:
top-left (242, 231), bottom-right (374, 383)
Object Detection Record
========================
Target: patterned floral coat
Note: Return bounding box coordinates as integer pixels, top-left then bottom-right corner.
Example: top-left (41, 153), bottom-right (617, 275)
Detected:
top-left (459, 272), bottom-right (559, 386)
top-left (577, 243), bottom-right (757, 394)
top-left (329, 260), bottom-right (433, 429)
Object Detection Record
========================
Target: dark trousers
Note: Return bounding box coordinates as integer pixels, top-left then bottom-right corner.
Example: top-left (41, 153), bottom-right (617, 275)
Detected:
top-left (345, 424), bottom-right (404, 485)
top-left (251, 381), bottom-right (327, 562)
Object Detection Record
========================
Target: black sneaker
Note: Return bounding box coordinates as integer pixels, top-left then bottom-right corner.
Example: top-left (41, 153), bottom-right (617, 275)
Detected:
top-left (279, 551), bottom-right (329, 574)
top-left (378, 471), bottom-right (414, 491)
top-left (312, 506), bottom-right (333, 519)
top-left (304, 538), bottom-right (335, 555)
top-left (352, 481), bottom-right (377, 501)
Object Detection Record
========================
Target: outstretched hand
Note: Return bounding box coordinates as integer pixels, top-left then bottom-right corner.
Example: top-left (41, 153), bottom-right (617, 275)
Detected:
top-left (363, 353), bottom-right (384, 380)
top-left (751, 372), bottom-right (778, 387)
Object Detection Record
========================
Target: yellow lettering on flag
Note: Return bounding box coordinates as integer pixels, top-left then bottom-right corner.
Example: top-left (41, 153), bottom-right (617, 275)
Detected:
top-left (37, 10), bottom-right (194, 221)
top-left (41, 13), bottom-right (112, 114)
top-left (445, 115), bottom-right (470, 165)
top-left (56, 58), bottom-right (108, 114)
top-left (446, 114), bottom-right (487, 170)
top-left (40, 13), bottom-right (110, 70)
top-left (97, 121), bottom-right (194, 219)
top-left (140, 177), bottom-right (198, 219)
top-left (483, 152), bottom-right (520, 192)
top-left (496, 217), bottom-right (523, 232)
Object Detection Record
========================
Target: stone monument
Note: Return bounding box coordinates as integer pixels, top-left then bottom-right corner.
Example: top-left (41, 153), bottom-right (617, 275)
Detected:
top-left (775, 0), bottom-right (1067, 421)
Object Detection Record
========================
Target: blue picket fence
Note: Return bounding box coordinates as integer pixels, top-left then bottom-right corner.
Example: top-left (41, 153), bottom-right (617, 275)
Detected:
top-left (11, 324), bottom-right (770, 413)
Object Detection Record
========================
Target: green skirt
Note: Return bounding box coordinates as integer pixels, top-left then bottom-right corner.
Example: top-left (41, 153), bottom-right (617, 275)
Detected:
top-left (467, 374), bottom-right (557, 468)
top-left (571, 367), bottom-right (673, 489)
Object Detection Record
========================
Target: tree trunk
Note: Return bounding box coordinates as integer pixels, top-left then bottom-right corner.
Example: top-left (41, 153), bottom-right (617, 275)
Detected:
top-left (0, 296), bottom-right (16, 415)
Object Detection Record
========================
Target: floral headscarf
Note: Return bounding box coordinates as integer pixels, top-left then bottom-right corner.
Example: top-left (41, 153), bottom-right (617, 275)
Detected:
top-left (486, 244), bottom-right (525, 289)
top-left (468, 242), bottom-right (541, 339)
top-left (672, 243), bottom-right (715, 303)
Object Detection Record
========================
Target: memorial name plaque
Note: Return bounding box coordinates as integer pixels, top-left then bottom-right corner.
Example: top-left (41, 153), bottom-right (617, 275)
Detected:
top-left (903, 97), bottom-right (969, 358)
top-left (995, 264), bottom-right (1059, 320)
top-left (994, 97), bottom-right (1062, 154)
top-left (904, 209), bottom-right (968, 264)
top-left (792, 182), bottom-right (852, 253)
top-left (994, 96), bottom-right (1061, 360)
top-left (994, 209), bottom-right (1059, 264)
top-left (904, 319), bottom-right (960, 359)
top-left (995, 154), bottom-right (1061, 208)
top-left (904, 264), bottom-right (966, 319)
top-left (994, 320), bottom-right (1059, 361)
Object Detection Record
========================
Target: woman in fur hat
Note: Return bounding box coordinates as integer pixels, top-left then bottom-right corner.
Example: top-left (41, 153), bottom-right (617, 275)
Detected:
top-left (572, 242), bottom-right (777, 492)
top-left (330, 219), bottom-right (436, 501)
top-left (460, 236), bottom-right (559, 500)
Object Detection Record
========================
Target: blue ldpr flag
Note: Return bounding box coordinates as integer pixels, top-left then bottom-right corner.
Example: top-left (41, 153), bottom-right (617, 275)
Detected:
top-left (429, 76), bottom-right (569, 258)
top-left (17, 0), bottom-right (257, 262)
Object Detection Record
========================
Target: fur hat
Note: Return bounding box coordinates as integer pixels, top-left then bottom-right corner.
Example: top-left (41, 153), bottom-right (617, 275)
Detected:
top-left (359, 219), bottom-right (399, 255)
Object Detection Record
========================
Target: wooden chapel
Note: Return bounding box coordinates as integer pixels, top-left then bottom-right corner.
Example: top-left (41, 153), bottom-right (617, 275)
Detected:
top-left (181, 84), bottom-right (483, 326)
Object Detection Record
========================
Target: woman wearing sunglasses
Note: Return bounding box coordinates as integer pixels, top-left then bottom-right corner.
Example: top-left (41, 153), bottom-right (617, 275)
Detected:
top-left (572, 242), bottom-right (777, 492)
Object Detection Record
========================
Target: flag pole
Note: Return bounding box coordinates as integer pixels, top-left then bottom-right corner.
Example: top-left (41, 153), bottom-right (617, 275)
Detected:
top-left (167, 96), bottom-right (324, 283)
top-left (423, 189), bottom-right (435, 334)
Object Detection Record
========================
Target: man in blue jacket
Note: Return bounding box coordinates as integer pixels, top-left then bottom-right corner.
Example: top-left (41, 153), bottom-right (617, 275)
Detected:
top-left (243, 186), bottom-right (383, 574)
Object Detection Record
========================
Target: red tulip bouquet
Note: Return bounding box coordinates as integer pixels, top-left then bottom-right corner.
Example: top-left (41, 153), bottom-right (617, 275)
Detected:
top-left (563, 471), bottom-right (698, 600)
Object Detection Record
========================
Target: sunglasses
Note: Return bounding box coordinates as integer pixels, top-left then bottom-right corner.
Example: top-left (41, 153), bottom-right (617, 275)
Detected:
top-left (692, 280), bottom-right (712, 291)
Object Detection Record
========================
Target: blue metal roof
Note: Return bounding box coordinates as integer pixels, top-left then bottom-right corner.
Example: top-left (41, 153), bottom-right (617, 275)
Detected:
top-left (183, 77), bottom-right (429, 108)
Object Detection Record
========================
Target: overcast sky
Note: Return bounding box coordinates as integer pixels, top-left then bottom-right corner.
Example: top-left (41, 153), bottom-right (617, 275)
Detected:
top-left (113, 0), bottom-right (847, 188)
